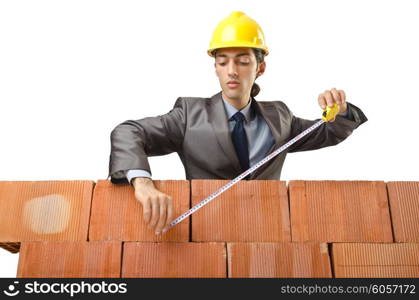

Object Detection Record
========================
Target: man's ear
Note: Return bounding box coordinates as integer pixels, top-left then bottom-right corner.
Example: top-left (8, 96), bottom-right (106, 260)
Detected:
top-left (256, 61), bottom-right (266, 77)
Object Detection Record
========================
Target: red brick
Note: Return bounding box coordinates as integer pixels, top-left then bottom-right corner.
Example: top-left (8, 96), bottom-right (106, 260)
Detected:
top-left (121, 242), bottom-right (226, 278)
top-left (332, 243), bottom-right (419, 277)
top-left (290, 181), bottom-right (393, 242)
top-left (228, 242), bottom-right (332, 277)
top-left (387, 181), bottom-right (419, 242)
top-left (89, 180), bottom-right (189, 242)
top-left (0, 180), bottom-right (94, 253)
top-left (191, 180), bottom-right (290, 242)
top-left (17, 241), bottom-right (121, 277)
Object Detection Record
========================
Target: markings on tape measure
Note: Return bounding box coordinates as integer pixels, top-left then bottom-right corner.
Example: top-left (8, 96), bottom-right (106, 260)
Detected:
top-left (161, 119), bottom-right (326, 234)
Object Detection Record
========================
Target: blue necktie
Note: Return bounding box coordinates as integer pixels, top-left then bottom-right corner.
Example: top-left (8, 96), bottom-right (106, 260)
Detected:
top-left (231, 111), bottom-right (250, 173)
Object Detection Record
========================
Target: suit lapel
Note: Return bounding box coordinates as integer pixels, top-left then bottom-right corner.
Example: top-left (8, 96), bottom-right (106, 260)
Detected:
top-left (252, 99), bottom-right (282, 150)
top-left (208, 92), bottom-right (242, 174)
top-left (249, 99), bottom-right (283, 179)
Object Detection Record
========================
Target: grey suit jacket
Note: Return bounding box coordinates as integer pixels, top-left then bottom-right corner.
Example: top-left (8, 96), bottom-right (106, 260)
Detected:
top-left (108, 91), bottom-right (367, 184)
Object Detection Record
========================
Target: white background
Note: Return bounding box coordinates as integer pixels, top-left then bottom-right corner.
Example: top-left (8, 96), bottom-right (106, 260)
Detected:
top-left (1, 0), bottom-right (418, 277)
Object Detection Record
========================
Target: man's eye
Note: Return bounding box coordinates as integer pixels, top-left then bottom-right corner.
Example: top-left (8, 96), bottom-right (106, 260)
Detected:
top-left (218, 62), bottom-right (226, 66)
top-left (239, 61), bottom-right (250, 65)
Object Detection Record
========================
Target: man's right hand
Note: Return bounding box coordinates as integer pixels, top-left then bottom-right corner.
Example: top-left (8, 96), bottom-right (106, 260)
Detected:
top-left (132, 177), bottom-right (174, 235)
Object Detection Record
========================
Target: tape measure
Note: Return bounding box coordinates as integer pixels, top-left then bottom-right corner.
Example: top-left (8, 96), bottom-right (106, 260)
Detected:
top-left (161, 103), bottom-right (340, 234)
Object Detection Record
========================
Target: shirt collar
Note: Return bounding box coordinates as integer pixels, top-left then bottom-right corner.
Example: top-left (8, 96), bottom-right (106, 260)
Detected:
top-left (221, 95), bottom-right (253, 123)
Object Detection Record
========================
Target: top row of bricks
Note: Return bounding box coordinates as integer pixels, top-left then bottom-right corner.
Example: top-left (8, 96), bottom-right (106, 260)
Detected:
top-left (0, 180), bottom-right (417, 247)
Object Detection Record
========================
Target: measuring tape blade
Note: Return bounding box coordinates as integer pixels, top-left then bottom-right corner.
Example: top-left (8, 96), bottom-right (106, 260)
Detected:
top-left (161, 118), bottom-right (326, 234)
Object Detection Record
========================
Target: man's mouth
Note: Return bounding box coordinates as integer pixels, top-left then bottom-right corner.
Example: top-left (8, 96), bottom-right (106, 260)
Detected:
top-left (227, 81), bottom-right (240, 88)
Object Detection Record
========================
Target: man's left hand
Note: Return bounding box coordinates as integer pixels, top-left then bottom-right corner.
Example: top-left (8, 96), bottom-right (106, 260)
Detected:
top-left (318, 88), bottom-right (348, 122)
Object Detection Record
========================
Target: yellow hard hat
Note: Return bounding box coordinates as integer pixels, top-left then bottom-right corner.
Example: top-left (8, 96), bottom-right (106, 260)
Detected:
top-left (208, 11), bottom-right (269, 57)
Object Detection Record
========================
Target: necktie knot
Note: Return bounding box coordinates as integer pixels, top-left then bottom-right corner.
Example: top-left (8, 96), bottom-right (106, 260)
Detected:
top-left (232, 111), bottom-right (245, 123)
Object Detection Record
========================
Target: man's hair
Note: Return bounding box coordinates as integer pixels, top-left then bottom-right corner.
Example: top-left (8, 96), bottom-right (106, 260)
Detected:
top-left (213, 48), bottom-right (265, 98)
top-left (251, 48), bottom-right (264, 97)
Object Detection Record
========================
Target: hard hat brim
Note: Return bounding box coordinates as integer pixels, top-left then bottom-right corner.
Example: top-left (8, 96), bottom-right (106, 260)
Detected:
top-left (207, 45), bottom-right (269, 57)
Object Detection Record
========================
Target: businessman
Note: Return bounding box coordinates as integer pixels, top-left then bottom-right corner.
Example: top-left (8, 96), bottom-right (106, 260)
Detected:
top-left (108, 11), bottom-right (368, 234)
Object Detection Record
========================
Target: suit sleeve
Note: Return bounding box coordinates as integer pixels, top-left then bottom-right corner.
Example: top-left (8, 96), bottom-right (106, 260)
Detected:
top-left (108, 97), bottom-right (187, 184)
top-left (286, 102), bottom-right (368, 153)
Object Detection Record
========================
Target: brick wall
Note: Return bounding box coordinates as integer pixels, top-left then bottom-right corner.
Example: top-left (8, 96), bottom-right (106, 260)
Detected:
top-left (0, 180), bottom-right (418, 277)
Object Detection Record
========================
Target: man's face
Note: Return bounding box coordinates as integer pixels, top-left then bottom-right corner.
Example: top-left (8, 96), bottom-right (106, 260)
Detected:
top-left (214, 47), bottom-right (265, 101)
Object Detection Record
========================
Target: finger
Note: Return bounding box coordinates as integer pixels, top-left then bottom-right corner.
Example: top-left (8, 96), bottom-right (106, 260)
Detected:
top-left (149, 198), bottom-right (159, 228)
top-left (324, 91), bottom-right (334, 107)
top-left (331, 88), bottom-right (341, 104)
top-left (155, 199), bottom-right (167, 233)
top-left (338, 90), bottom-right (346, 104)
top-left (142, 198), bottom-right (152, 224)
top-left (318, 94), bottom-right (327, 110)
top-left (165, 197), bottom-right (174, 227)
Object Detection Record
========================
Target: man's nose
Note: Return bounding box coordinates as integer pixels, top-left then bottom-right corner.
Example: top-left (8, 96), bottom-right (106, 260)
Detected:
top-left (227, 61), bottom-right (238, 77)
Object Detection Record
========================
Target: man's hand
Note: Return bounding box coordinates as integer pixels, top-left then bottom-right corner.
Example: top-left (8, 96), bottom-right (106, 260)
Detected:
top-left (318, 88), bottom-right (348, 122)
top-left (132, 177), bottom-right (173, 235)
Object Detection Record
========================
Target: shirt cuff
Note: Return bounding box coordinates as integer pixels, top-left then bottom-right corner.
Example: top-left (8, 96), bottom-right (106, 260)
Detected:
top-left (125, 169), bottom-right (152, 185)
